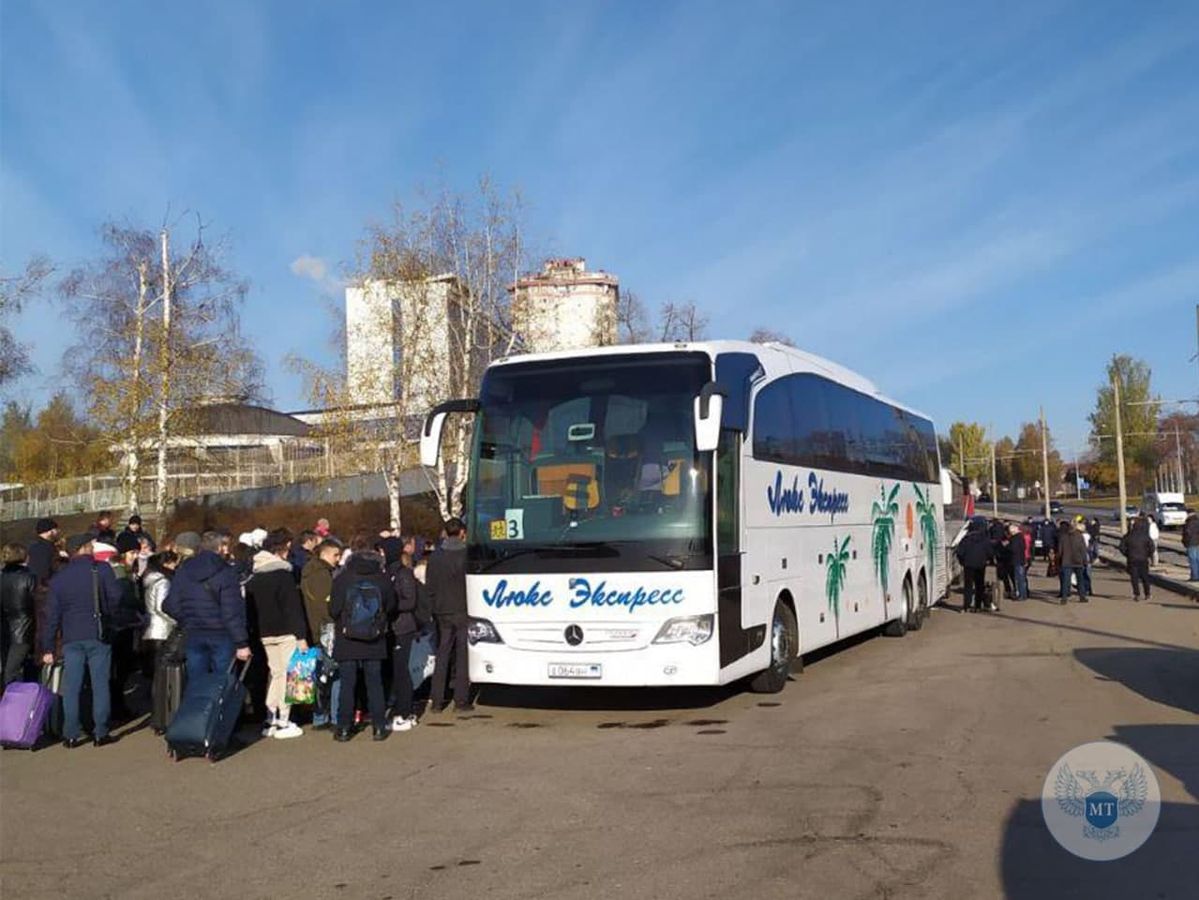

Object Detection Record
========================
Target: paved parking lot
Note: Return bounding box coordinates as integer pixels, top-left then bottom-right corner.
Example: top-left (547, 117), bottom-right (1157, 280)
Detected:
top-left (2, 562), bottom-right (1196, 899)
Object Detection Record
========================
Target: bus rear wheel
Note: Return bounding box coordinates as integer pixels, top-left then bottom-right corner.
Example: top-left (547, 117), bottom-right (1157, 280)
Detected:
top-left (906, 573), bottom-right (925, 631)
top-left (750, 601), bottom-right (798, 694)
top-left (884, 580), bottom-right (912, 637)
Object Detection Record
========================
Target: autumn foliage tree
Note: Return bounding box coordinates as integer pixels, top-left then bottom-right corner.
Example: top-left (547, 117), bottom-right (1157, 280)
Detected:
top-left (58, 218), bottom-right (263, 516)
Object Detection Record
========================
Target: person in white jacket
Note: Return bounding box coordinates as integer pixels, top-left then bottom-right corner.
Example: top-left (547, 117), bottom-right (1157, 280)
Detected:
top-left (141, 551), bottom-right (179, 733)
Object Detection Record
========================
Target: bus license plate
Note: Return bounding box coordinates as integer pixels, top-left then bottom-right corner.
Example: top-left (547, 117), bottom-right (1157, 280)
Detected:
top-left (548, 662), bottom-right (602, 679)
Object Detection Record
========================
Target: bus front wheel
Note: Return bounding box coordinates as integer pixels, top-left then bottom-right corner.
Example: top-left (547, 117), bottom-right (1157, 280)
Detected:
top-left (750, 601), bottom-right (798, 694)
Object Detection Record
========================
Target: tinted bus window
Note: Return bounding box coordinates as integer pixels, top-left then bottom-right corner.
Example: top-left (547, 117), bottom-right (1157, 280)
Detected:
top-left (752, 372), bottom-right (937, 483)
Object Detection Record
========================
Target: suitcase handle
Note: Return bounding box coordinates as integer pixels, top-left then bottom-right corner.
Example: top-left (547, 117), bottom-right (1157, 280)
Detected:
top-left (228, 656), bottom-right (252, 683)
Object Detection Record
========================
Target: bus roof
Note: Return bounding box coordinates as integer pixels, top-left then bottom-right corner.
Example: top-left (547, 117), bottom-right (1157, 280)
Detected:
top-left (489, 340), bottom-right (935, 424)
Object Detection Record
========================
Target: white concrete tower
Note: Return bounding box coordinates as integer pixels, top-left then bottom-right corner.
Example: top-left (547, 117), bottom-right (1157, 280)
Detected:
top-left (510, 258), bottom-right (619, 354)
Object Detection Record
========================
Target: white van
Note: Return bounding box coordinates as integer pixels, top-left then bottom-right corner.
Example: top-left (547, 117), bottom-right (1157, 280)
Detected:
top-left (1143, 491), bottom-right (1187, 528)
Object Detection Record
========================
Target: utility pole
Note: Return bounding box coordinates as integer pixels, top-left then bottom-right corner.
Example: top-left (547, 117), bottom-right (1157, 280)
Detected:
top-left (1175, 423), bottom-right (1185, 494)
top-left (1039, 406), bottom-right (1051, 520)
top-left (989, 430), bottom-right (998, 517)
top-left (1074, 449), bottom-right (1082, 501)
top-left (1113, 374), bottom-right (1128, 535)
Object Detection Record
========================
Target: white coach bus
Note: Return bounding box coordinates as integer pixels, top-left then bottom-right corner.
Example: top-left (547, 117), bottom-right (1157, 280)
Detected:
top-left (421, 341), bottom-right (951, 693)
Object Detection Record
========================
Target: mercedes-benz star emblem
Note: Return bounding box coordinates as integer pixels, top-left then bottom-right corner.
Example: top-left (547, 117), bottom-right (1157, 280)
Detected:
top-left (564, 625), bottom-right (584, 646)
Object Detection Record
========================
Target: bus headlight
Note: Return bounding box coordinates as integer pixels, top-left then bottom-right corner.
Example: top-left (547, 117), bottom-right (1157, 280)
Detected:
top-left (652, 614), bottom-right (714, 646)
top-left (467, 617), bottom-right (504, 645)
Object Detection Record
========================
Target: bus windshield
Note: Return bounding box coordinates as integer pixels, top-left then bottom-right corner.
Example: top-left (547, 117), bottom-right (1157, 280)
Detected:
top-left (468, 352), bottom-right (713, 572)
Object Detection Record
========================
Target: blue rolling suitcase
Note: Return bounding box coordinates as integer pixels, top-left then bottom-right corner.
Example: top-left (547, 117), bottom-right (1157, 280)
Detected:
top-left (165, 658), bottom-right (249, 761)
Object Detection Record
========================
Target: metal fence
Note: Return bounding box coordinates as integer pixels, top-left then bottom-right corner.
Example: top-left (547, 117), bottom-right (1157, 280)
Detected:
top-left (0, 441), bottom-right (420, 522)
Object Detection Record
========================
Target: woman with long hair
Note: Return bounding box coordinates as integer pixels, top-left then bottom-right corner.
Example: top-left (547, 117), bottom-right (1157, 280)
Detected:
top-left (142, 551), bottom-right (181, 734)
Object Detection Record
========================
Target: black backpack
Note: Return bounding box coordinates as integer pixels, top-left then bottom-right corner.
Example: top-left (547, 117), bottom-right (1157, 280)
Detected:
top-left (341, 579), bottom-right (385, 641)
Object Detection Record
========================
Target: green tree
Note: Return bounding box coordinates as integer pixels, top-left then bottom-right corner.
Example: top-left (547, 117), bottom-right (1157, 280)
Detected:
top-left (947, 421), bottom-right (988, 480)
top-left (994, 436), bottom-right (1015, 487)
top-left (1013, 421), bottom-right (1064, 494)
top-left (1088, 355), bottom-right (1160, 490)
top-left (0, 401), bottom-right (33, 481)
top-left (8, 393), bottom-right (108, 483)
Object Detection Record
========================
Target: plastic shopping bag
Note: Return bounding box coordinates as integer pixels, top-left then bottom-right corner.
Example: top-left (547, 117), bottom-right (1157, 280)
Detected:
top-left (408, 629), bottom-right (437, 688)
top-left (285, 647), bottom-right (321, 705)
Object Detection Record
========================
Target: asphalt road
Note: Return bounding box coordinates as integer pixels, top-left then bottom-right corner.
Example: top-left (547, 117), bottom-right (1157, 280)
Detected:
top-left (2, 563), bottom-right (1197, 900)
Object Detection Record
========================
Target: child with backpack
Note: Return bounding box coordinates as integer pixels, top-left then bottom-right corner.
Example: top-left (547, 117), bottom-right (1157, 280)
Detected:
top-left (329, 535), bottom-right (397, 742)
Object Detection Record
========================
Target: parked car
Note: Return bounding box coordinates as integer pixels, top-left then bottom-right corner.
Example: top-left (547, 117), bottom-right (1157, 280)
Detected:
top-left (1049, 500), bottom-right (1064, 516)
top-left (1110, 504), bottom-right (1139, 522)
top-left (978, 492), bottom-right (992, 503)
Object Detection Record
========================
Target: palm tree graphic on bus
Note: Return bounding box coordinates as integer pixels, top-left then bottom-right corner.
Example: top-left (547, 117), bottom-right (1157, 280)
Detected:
top-left (825, 535), bottom-right (851, 618)
top-left (912, 482), bottom-right (940, 581)
top-left (871, 482), bottom-right (901, 593)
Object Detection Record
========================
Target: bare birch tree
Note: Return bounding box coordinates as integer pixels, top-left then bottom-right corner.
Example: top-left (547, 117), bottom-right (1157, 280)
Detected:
top-left (363, 179), bottom-right (527, 519)
top-left (748, 327), bottom-right (795, 346)
top-left (59, 218), bottom-right (262, 517)
top-left (288, 180), bottom-right (528, 526)
top-left (657, 300), bottom-right (709, 342)
top-left (0, 255), bottom-right (53, 390)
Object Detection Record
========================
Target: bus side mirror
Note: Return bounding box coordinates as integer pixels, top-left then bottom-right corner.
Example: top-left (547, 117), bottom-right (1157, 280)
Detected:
top-left (694, 383), bottom-right (725, 453)
top-left (421, 398), bottom-right (481, 467)
top-left (421, 412), bottom-right (448, 467)
top-left (940, 467), bottom-right (953, 505)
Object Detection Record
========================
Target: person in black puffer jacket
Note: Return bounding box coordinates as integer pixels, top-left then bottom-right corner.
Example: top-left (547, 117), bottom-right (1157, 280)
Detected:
top-left (955, 519), bottom-right (993, 612)
top-left (1118, 517), bottom-right (1155, 601)
top-left (245, 529), bottom-right (309, 740)
top-left (330, 536), bottom-right (397, 742)
top-left (1, 543), bottom-right (38, 689)
top-left (387, 550), bottom-right (431, 732)
top-left (427, 518), bottom-right (471, 710)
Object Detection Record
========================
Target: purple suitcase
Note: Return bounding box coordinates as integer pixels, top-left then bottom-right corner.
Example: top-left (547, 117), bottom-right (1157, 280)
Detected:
top-left (0, 682), bottom-right (56, 749)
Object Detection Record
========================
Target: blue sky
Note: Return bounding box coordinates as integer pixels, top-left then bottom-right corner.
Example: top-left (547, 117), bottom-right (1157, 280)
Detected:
top-left (3, 1), bottom-right (1197, 454)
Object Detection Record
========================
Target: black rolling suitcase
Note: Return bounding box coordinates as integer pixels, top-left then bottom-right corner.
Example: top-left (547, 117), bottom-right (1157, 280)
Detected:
top-left (151, 661), bottom-right (186, 734)
top-left (165, 658), bottom-right (248, 761)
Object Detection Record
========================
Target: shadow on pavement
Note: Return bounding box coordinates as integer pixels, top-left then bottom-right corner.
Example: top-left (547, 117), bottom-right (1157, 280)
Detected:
top-left (987, 611), bottom-right (1194, 653)
top-left (478, 628), bottom-right (876, 711)
top-left (477, 683), bottom-right (743, 711)
top-left (999, 724), bottom-right (1199, 899)
top-left (1073, 646), bottom-right (1199, 716)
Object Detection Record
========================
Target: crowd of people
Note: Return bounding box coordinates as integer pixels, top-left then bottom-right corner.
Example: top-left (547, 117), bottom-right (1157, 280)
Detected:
top-left (954, 507), bottom-right (1196, 610)
top-left (0, 511), bottom-right (473, 749)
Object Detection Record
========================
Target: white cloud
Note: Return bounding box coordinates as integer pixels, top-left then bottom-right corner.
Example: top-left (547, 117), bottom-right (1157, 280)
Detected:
top-left (289, 254), bottom-right (343, 295)
top-left (290, 254), bottom-right (329, 282)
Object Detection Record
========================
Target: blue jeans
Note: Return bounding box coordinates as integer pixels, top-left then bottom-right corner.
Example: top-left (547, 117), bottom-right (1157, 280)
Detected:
top-left (1013, 563), bottom-right (1028, 599)
top-left (1059, 566), bottom-right (1087, 600)
top-left (185, 633), bottom-right (234, 683)
top-left (313, 678), bottom-right (340, 727)
top-left (1188, 546), bottom-right (1199, 581)
top-left (62, 639), bottom-right (112, 740)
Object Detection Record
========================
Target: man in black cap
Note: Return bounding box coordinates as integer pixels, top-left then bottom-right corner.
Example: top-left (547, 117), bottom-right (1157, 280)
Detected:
top-left (40, 534), bottom-right (124, 747)
top-left (118, 514), bottom-right (156, 553)
top-left (90, 511), bottom-right (117, 544)
top-left (27, 518), bottom-right (59, 586)
top-left (108, 531), bottom-right (146, 722)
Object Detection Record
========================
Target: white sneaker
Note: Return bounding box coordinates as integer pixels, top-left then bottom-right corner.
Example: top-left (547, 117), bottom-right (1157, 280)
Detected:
top-left (273, 721), bottom-right (303, 740)
top-left (261, 719), bottom-right (277, 737)
top-left (392, 716), bottom-right (418, 732)
top-left (987, 603), bottom-right (998, 611)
